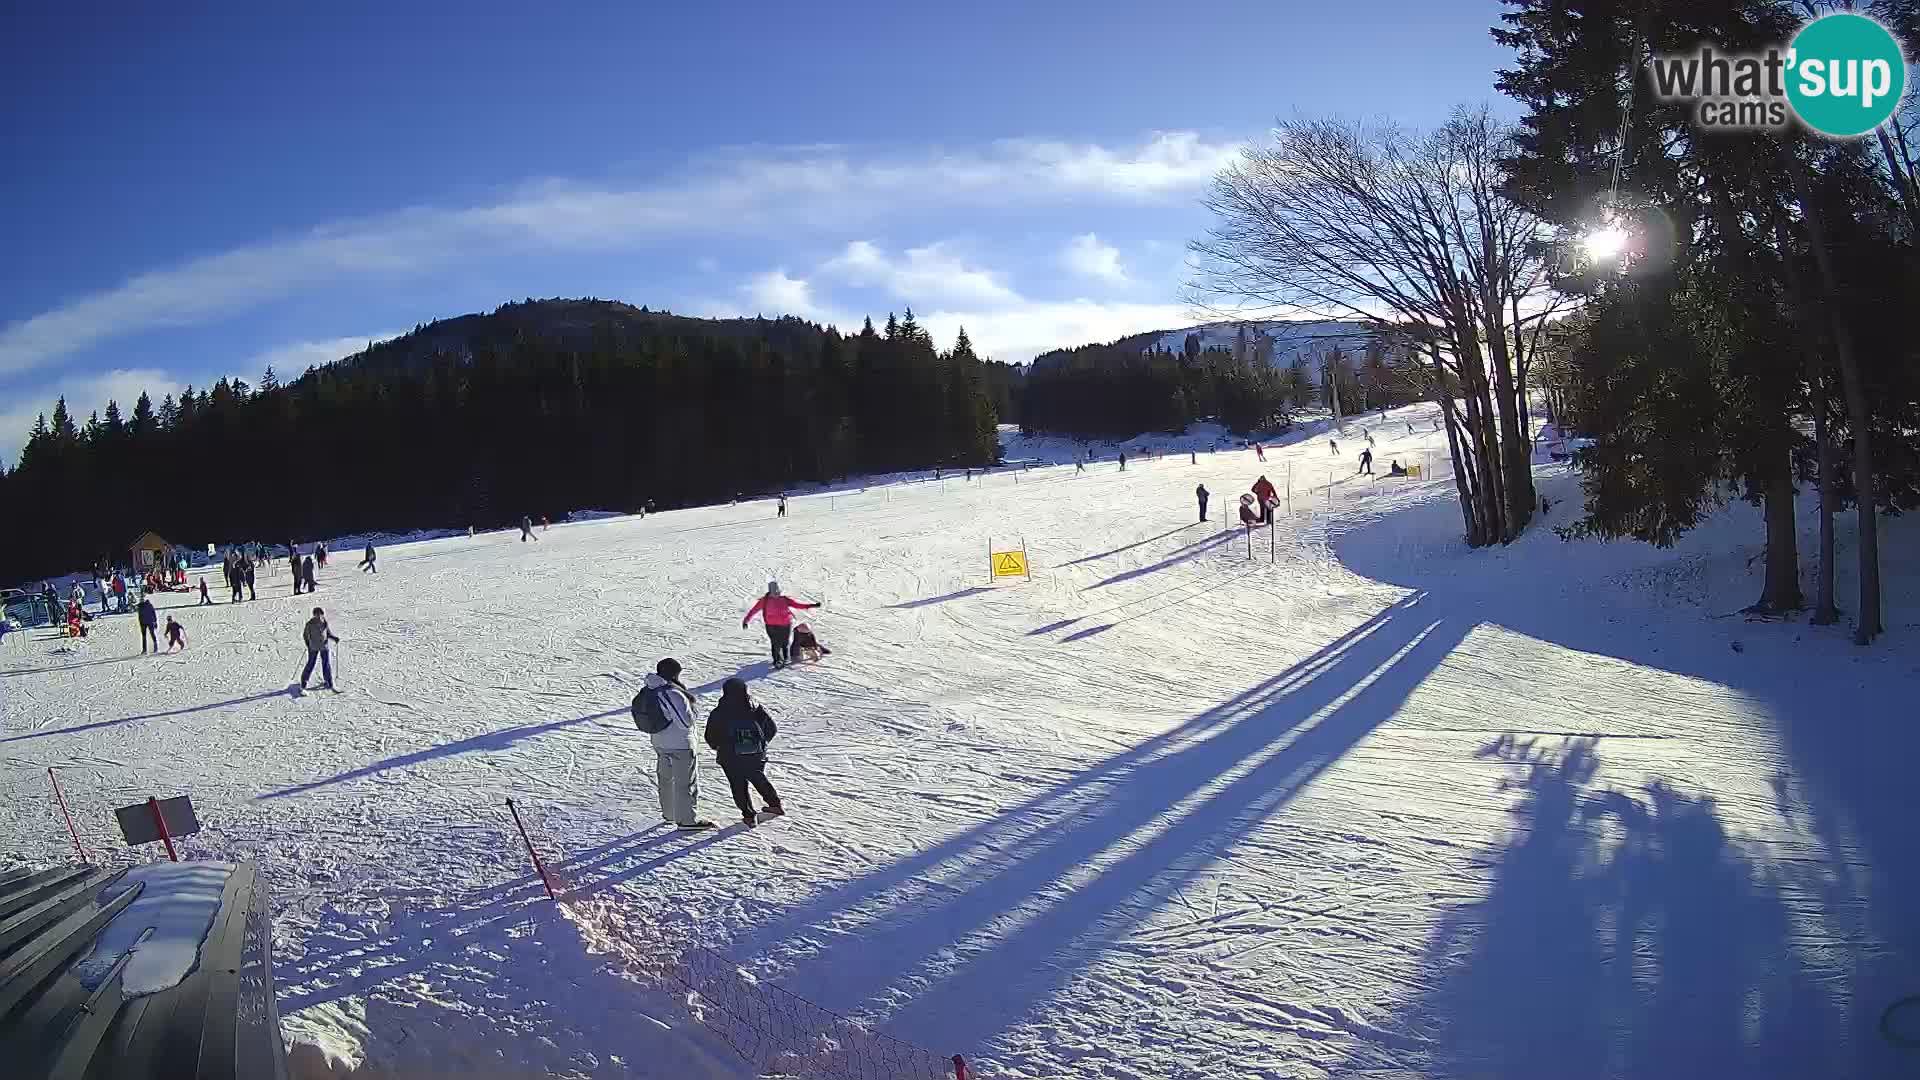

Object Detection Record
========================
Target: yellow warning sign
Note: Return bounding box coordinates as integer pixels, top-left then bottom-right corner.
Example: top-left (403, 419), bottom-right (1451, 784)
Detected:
top-left (991, 550), bottom-right (1029, 579)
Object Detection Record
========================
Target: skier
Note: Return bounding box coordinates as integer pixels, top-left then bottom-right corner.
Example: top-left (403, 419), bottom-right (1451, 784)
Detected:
top-left (137, 596), bottom-right (159, 654)
top-left (315, 543), bottom-right (329, 569)
top-left (1190, 450), bottom-right (1197, 465)
top-left (1366, 432), bottom-right (1376, 449)
top-left (705, 677), bottom-right (785, 828)
top-left (1075, 457), bottom-right (1085, 474)
top-left (198, 578), bottom-right (212, 605)
top-left (634, 658), bottom-right (713, 829)
top-left (1196, 483), bottom-right (1211, 523)
top-left (301, 554), bottom-right (317, 593)
top-left (520, 516), bottom-right (537, 542)
top-left (1119, 452), bottom-right (1128, 472)
top-left (111, 572), bottom-right (126, 612)
top-left (300, 607), bottom-right (339, 690)
top-left (1255, 442), bottom-right (1266, 462)
top-left (742, 581), bottom-right (819, 668)
top-left (1359, 448), bottom-right (1374, 476)
top-left (228, 555), bottom-right (244, 602)
top-left (290, 549), bottom-right (305, 595)
top-left (541, 516), bottom-right (551, 532)
top-left (359, 543), bottom-right (377, 573)
top-left (777, 495), bottom-right (788, 518)
top-left (243, 556), bottom-right (257, 601)
top-left (164, 616), bottom-right (187, 652)
top-left (1407, 421), bottom-right (1416, 436)
top-left (1251, 475), bottom-right (1279, 525)
top-left (1329, 439), bottom-right (1340, 456)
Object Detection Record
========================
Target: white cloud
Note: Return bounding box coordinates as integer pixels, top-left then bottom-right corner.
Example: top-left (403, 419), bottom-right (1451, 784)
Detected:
top-left (0, 133), bottom-right (1237, 377)
top-left (1062, 233), bottom-right (1128, 284)
top-left (0, 367), bottom-right (172, 468)
top-left (919, 299), bottom-right (1197, 364)
top-left (743, 270), bottom-right (817, 316)
top-left (244, 333), bottom-right (397, 377)
top-left (823, 241), bottom-right (1019, 307)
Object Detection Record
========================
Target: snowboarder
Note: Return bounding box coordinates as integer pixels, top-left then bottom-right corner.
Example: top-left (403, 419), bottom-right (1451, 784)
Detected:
top-left (520, 516), bottom-right (537, 542)
top-left (359, 543), bottom-right (377, 573)
top-left (1358, 448), bottom-right (1374, 476)
top-left (704, 677), bottom-right (784, 828)
top-left (1196, 484), bottom-right (1211, 523)
top-left (789, 622), bottom-right (832, 662)
top-left (301, 555), bottom-right (316, 593)
top-left (777, 495), bottom-right (788, 518)
top-left (164, 616), bottom-right (186, 652)
top-left (1251, 475), bottom-right (1278, 525)
top-left (198, 578), bottom-right (211, 605)
top-left (1388, 459), bottom-right (1408, 477)
top-left (634, 658), bottom-right (713, 829)
top-left (137, 596), bottom-right (159, 654)
top-left (300, 607), bottom-right (339, 690)
top-left (742, 581), bottom-right (819, 668)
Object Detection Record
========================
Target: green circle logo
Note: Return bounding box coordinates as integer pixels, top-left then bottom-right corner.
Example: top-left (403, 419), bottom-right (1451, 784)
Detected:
top-left (1786, 14), bottom-right (1908, 138)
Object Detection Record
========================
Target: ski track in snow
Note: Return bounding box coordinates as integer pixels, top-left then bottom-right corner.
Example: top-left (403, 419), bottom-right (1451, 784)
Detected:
top-left (4, 401), bottom-right (1918, 1079)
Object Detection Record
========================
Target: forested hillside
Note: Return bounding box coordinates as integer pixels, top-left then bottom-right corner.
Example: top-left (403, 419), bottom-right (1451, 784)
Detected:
top-left (0, 300), bottom-right (1010, 580)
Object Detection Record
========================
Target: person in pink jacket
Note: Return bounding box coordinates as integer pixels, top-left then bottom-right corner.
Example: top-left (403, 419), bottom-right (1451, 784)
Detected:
top-left (743, 580), bottom-right (819, 668)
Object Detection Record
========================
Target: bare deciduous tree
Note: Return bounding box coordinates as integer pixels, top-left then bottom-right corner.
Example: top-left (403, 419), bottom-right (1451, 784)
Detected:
top-left (1188, 106), bottom-right (1554, 546)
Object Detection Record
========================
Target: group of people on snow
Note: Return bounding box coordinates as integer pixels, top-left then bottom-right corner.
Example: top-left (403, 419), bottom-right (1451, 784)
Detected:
top-left (635, 657), bottom-right (786, 830)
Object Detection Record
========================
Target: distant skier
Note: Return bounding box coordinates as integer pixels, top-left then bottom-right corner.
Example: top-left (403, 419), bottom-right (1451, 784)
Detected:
top-left (243, 557), bottom-right (257, 601)
top-left (1196, 483), bottom-right (1211, 523)
top-left (301, 555), bottom-right (317, 593)
top-left (1329, 439), bottom-right (1340, 456)
top-left (521, 516), bottom-right (536, 541)
top-left (290, 549), bottom-right (305, 595)
top-left (1119, 452), bottom-right (1128, 472)
top-left (1366, 432), bottom-right (1376, 449)
top-left (1407, 421), bottom-right (1416, 436)
top-left (541, 515), bottom-right (551, 531)
top-left (1359, 448), bottom-right (1374, 476)
top-left (112, 572), bottom-right (127, 612)
top-left (1255, 442), bottom-right (1266, 462)
top-left (359, 543), bottom-right (377, 573)
top-left (705, 677), bottom-right (785, 828)
top-left (199, 578), bottom-right (212, 605)
top-left (315, 543), bottom-right (329, 568)
top-left (777, 495), bottom-right (788, 518)
top-left (1251, 475), bottom-right (1278, 524)
top-left (137, 596), bottom-right (159, 654)
top-left (164, 616), bottom-right (187, 652)
top-left (743, 581), bottom-right (819, 668)
top-left (1190, 450), bottom-right (1196, 465)
top-left (1075, 457), bottom-right (1085, 474)
top-left (633, 657), bottom-right (713, 830)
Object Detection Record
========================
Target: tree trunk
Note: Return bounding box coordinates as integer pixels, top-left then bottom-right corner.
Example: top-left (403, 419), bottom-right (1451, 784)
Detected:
top-left (1811, 372), bottom-right (1840, 625)
top-left (1756, 437), bottom-right (1802, 613)
top-left (1796, 169), bottom-right (1883, 643)
top-left (1876, 125), bottom-right (1920, 238)
top-left (1430, 344), bottom-right (1485, 545)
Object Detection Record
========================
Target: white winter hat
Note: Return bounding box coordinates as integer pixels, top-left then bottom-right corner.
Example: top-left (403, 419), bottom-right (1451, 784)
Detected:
top-left (768, 580), bottom-right (781, 595)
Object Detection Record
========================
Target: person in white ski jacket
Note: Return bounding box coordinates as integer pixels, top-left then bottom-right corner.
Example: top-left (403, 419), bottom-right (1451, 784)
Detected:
top-left (641, 658), bottom-right (713, 829)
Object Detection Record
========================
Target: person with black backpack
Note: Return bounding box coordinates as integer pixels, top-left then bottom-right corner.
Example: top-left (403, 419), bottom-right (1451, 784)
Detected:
top-left (632, 658), bottom-right (714, 830)
top-left (705, 678), bottom-right (785, 828)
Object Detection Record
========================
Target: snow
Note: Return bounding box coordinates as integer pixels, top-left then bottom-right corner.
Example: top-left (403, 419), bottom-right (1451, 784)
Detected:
top-left (77, 861), bottom-right (232, 996)
top-left (3, 399), bottom-right (1917, 1079)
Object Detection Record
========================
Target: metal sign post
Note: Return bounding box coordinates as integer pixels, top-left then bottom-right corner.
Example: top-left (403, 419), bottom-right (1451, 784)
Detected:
top-left (115, 794), bottom-right (200, 861)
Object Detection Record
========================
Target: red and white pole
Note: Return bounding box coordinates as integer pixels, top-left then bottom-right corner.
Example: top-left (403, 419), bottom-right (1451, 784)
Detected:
top-left (952, 1055), bottom-right (969, 1080)
top-left (48, 768), bottom-right (88, 864)
top-left (507, 798), bottom-right (558, 901)
top-left (147, 796), bottom-right (178, 862)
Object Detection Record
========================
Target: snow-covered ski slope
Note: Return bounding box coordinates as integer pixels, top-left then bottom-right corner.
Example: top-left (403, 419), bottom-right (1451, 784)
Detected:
top-left (3, 401), bottom-right (1917, 1080)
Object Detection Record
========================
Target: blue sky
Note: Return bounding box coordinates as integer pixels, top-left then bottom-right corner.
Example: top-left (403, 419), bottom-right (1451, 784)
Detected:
top-left (0, 0), bottom-right (1512, 465)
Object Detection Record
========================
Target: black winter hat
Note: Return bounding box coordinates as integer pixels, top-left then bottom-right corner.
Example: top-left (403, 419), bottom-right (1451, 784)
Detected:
top-left (656, 657), bottom-right (682, 680)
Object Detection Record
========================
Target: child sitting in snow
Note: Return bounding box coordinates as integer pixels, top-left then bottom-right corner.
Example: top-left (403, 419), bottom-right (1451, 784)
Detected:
top-left (789, 622), bottom-right (833, 662)
top-left (165, 616), bottom-right (187, 652)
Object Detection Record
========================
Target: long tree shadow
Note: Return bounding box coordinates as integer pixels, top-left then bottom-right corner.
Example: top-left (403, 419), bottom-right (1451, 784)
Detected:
top-left (257, 705), bottom-right (627, 800)
top-left (1, 685), bottom-right (299, 742)
top-left (1352, 737), bottom-right (1843, 1079)
top-left (733, 593), bottom-right (1466, 1053)
top-left (890, 587), bottom-right (993, 610)
top-left (1085, 529), bottom-right (1237, 590)
top-left (1058, 525), bottom-right (1196, 567)
top-left (0, 652), bottom-right (152, 679)
top-left (1339, 490), bottom-right (1920, 1074)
